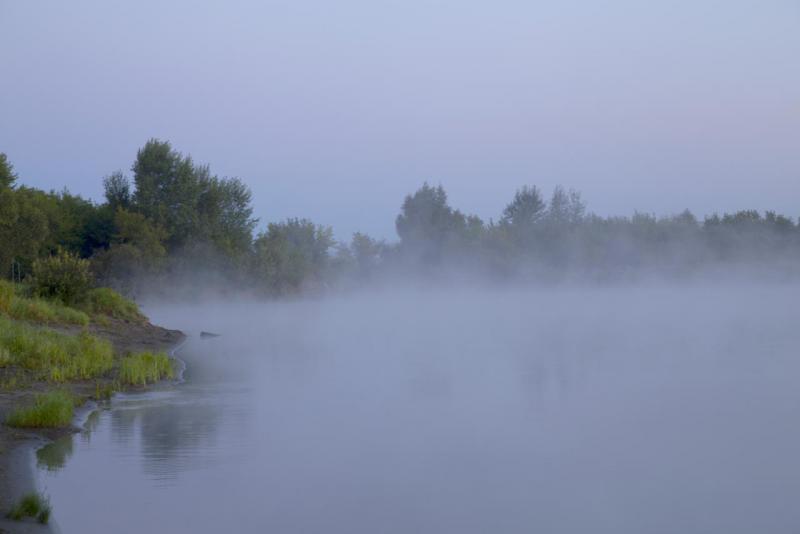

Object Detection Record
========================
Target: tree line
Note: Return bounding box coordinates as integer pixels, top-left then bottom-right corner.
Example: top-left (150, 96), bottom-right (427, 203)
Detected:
top-left (2, 140), bottom-right (799, 296)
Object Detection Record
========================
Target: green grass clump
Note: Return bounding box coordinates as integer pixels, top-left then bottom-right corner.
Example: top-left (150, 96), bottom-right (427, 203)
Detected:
top-left (82, 288), bottom-right (145, 323)
top-left (0, 317), bottom-right (113, 381)
top-left (7, 492), bottom-right (52, 524)
top-left (6, 391), bottom-right (74, 428)
top-left (8, 297), bottom-right (89, 326)
top-left (119, 351), bottom-right (174, 386)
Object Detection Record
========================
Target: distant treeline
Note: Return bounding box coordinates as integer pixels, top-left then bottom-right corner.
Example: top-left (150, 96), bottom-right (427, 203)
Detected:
top-left (1, 140), bottom-right (799, 295)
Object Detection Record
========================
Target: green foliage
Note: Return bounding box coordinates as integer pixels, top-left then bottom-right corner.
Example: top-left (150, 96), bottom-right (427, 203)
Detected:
top-left (6, 492), bottom-right (52, 523)
top-left (8, 492), bottom-right (52, 525)
top-left (395, 183), bottom-right (482, 264)
top-left (132, 139), bottom-right (256, 255)
top-left (31, 249), bottom-right (92, 305)
top-left (502, 185), bottom-right (546, 228)
top-left (0, 153), bottom-right (17, 189)
top-left (119, 351), bottom-right (174, 386)
top-left (3, 143), bottom-right (800, 293)
top-left (82, 287), bottom-right (144, 322)
top-left (0, 317), bottom-right (114, 381)
top-left (103, 170), bottom-right (132, 210)
top-left (6, 391), bottom-right (74, 428)
top-left (253, 219), bottom-right (334, 294)
top-left (0, 280), bottom-right (89, 326)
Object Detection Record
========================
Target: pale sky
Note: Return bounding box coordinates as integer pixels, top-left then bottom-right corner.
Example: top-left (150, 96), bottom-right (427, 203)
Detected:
top-left (1, 0), bottom-right (798, 239)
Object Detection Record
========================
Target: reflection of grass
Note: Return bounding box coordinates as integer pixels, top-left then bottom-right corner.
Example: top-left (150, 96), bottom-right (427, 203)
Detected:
top-left (6, 391), bottom-right (74, 428)
top-left (37, 434), bottom-right (74, 471)
top-left (0, 316), bottom-right (113, 382)
top-left (6, 492), bottom-right (51, 524)
top-left (119, 351), bottom-right (174, 386)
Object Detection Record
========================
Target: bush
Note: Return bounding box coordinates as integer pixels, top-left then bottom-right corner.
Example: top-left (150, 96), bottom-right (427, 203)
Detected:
top-left (83, 287), bottom-right (144, 322)
top-left (6, 391), bottom-right (74, 428)
top-left (119, 351), bottom-right (174, 386)
top-left (6, 492), bottom-right (52, 524)
top-left (31, 250), bottom-right (92, 306)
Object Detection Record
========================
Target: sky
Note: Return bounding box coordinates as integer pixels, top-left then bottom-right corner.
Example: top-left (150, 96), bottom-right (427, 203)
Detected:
top-left (1, 0), bottom-right (798, 240)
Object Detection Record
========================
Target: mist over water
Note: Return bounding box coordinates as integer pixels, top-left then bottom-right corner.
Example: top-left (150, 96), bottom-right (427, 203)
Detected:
top-left (38, 283), bottom-right (800, 533)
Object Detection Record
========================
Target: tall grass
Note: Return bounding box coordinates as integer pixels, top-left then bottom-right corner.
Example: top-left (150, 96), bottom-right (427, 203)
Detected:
top-left (0, 316), bottom-right (113, 381)
top-left (6, 391), bottom-right (74, 428)
top-left (6, 492), bottom-right (52, 524)
top-left (0, 280), bottom-right (89, 326)
top-left (119, 351), bottom-right (174, 386)
top-left (82, 287), bottom-right (145, 323)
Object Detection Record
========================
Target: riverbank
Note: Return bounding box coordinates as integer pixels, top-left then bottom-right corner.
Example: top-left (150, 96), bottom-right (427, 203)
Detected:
top-left (0, 314), bottom-right (184, 532)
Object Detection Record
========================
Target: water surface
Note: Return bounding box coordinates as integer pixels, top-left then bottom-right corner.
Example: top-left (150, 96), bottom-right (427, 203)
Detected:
top-left (38, 285), bottom-right (800, 533)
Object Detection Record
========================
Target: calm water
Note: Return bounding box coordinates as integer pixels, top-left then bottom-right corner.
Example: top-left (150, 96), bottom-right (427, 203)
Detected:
top-left (37, 286), bottom-right (800, 533)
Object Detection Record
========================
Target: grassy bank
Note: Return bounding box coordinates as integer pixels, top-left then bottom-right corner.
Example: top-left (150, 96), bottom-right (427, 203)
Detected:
top-left (6, 391), bottom-right (74, 429)
top-left (0, 316), bottom-right (114, 382)
top-left (0, 281), bottom-right (181, 427)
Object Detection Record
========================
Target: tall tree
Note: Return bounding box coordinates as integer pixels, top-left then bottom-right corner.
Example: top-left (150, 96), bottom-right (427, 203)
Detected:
top-left (0, 153), bottom-right (17, 189)
top-left (103, 171), bottom-right (132, 210)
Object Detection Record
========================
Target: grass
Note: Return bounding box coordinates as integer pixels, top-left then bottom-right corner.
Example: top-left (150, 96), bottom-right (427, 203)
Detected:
top-left (81, 287), bottom-right (145, 323)
top-left (6, 391), bottom-right (74, 428)
top-left (119, 351), bottom-right (174, 386)
top-left (6, 492), bottom-right (52, 524)
top-left (9, 297), bottom-right (90, 326)
top-left (0, 280), bottom-right (89, 326)
top-left (0, 316), bottom-right (114, 382)
top-left (0, 281), bottom-right (145, 327)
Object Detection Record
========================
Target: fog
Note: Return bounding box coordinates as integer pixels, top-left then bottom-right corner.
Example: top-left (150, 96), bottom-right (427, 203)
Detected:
top-left (39, 282), bottom-right (800, 533)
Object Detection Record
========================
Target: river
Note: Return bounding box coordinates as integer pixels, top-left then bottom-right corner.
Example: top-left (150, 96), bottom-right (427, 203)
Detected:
top-left (35, 285), bottom-right (800, 533)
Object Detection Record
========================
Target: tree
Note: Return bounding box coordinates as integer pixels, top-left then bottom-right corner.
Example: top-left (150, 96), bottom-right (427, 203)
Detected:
top-left (195, 176), bottom-right (257, 258)
top-left (0, 153), bottom-right (17, 189)
top-left (395, 183), bottom-right (476, 264)
top-left (132, 139), bottom-right (201, 249)
top-left (131, 139), bottom-right (256, 257)
top-left (252, 219), bottom-right (334, 295)
top-left (350, 232), bottom-right (384, 278)
top-left (103, 171), bottom-right (132, 210)
top-left (502, 185), bottom-right (545, 228)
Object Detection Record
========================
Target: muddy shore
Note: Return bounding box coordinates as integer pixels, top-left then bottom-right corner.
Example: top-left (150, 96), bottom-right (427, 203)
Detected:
top-left (0, 318), bottom-right (184, 533)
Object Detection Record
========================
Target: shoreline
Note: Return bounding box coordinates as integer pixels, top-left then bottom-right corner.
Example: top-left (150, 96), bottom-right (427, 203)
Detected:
top-left (0, 322), bottom-right (186, 533)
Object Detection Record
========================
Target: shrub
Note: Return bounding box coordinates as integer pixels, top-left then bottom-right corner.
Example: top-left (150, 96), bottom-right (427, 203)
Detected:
top-left (82, 287), bottom-right (144, 322)
top-left (6, 492), bottom-right (52, 524)
top-left (6, 391), bottom-right (74, 428)
top-left (119, 351), bottom-right (174, 386)
top-left (31, 249), bottom-right (92, 306)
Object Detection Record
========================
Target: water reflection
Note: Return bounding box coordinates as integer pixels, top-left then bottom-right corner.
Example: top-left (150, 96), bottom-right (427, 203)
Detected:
top-left (36, 435), bottom-right (73, 472)
top-left (110, 395), bottom-right (226, 482)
